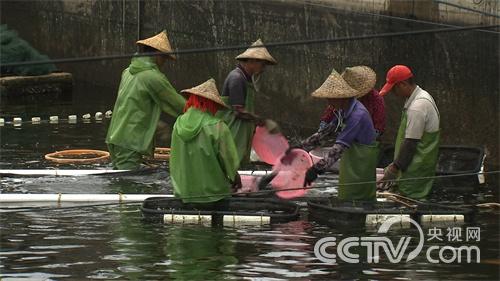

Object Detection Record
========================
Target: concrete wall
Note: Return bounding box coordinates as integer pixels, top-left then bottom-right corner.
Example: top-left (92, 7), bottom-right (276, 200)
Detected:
top-left (305, 0), bottom-right (499, 25)
top-left (1, 0), bottom-right (498, 169)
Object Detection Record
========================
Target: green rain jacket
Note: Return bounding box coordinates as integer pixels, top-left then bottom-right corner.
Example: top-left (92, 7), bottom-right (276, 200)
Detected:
top-left (170, 108), bottom-right (240, 203)
top-left (106, 56), bottom-right (186, 155)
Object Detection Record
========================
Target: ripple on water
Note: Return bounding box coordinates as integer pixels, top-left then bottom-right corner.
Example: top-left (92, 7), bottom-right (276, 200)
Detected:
top-left (15, 256), bottom-right (47, 262)
top-left (117, 265), bottom-right (144, 273)
top-left (260, 251), bottom-right (309, 258)
top-left (231, 239), bottom-right (309, 247)
top-left (102, 254), bottom-right (132, 261)
top-left (29, 245), bottom-right (86, 250)
top-left (39, 261), bottom-right (95, 269)
top-left (153, 260), bottom-right (172, 266)
top-left (86, 269), bottom-right (123, 280)
top-left (0, 272), bottom-right (71, 279)
top-left (0, 250), bottom-right (58, 255)
top-left (243, 266), bottom-right (314, 278)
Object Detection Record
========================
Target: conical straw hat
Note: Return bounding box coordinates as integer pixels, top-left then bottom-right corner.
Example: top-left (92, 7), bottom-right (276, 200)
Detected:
top-left (341, 66), bottom-right (377, 98)
top-left (136, 30), bottom-right (176, 60)
top-left (236, 39), bottom-right (277, 65)
top-left (181, 78), bottom-right (228, 108)
top-left (311, 69), bottom-right (360, 99)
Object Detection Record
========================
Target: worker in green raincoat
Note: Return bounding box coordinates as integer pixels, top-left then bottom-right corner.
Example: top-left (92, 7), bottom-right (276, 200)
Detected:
top-left (217, 39), bottom-right (277, 165)
top-left (377, 65), bottom-right (440, 199)
top-left (170, 79), bottom-right (241, 203)
top-left (106, 30), bottom-right (186, 170)
top-left (298, 68), bottom-right (379, 201)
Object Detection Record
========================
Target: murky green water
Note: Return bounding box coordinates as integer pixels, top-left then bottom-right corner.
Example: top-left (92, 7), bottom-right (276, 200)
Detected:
top-left (1, 120), bottom-right (499, 280)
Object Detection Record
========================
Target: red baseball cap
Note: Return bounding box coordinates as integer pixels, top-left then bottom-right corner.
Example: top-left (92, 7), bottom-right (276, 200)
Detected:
top-left (379, 65), bottom-right (414, 96)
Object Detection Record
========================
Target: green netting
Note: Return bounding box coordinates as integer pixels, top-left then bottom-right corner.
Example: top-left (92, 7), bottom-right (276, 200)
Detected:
top-left (0, 24), bottom-right (56, 76)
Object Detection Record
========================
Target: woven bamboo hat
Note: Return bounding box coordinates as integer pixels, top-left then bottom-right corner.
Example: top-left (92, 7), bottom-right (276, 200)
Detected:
top-left (181, 78), bottom-right (228, 108)
top-left (136, 30), bottom-right (176, 60)
top-left (311, 69), bottom-right (360, 99)
top-left (341, 66), bottom-right (377, 97)
top-left (236, 39), bottom-right (277, 65)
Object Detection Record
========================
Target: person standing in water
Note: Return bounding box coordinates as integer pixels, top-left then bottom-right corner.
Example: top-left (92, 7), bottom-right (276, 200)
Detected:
top-left (170, 79), bottom-right (241, 203)
top-left (300, 69), bottom-right (379, 201)
top-left (106, 30), bottom-right (186, 170)
top-left (377, 65), bottom-right (440, 199)
top-left (217, 39), bottom-right (277, 166)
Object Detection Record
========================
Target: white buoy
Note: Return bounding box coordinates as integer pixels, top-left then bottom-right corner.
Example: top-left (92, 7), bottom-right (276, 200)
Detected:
top-left (13, 117), bottom-right (22, 124)
top-left (365, 214), bottom-right (411, 228)
top-left (31, 117), bottom-right (41, 124)
top-left (163, 214), bottom-right (212, 225)
top-left (49, 116), bottom-right (59, 123)
top-left (421, 214), bottom-right (464, 224)
top-left (223, 215), bottom-right (271, 226)
top-left (95, 112), bottom-right (103, 120)
top-left (0, 118), bottom-right (4, 126)
top-left (68, 115), bottom-right (77, 123)
top-left (105, 110), bottom-right (112, 118)
top-left (82, 113), bottom-right (91, 119)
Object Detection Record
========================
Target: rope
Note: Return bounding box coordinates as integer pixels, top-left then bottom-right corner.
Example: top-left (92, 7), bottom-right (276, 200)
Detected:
top-left (433, 0), bottom-right (500, 18)
top-left (303, 1), bottom-right (500, 34)
top-left (1, 24), bottom-right (498, 68)
top-left (0, 201), bottom-right (143, 213)
top-left (1, 170), bottom-right (499, 213)
top-left (383, 195), bottom-right (417, 208)
top-left (164, 170), bottom-right (500, 201)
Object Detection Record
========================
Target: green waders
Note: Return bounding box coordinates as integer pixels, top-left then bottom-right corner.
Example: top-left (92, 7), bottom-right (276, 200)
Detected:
top-left (338, 142), bottom-right (380, 201)
top-left (217, 81), bottom-right (256, 165)
top-left (394, 109), bottom-right (440, 199)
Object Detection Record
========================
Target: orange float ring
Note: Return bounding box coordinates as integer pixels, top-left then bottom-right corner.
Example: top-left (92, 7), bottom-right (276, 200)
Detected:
top-left (45, 149), bottom-right (110, 164)
top-left (154, 147), bottom-right (171, 160)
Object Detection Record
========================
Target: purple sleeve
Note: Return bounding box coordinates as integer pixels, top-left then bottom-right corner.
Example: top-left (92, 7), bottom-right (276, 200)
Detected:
top-left (336, 110), bottom-right (375, 147)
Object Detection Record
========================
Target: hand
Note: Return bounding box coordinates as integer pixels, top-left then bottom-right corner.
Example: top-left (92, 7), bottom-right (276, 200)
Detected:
top-left (235, 110), bottom-right (261, 123)
top-left (263, 119), bottom-right (280, 134)
top-left (303, 166), bottom-right (319, 187)
top-left (376, 163), bottom-right (399, 191)
top-left (231, 173), bottom-right (242, 191)
top-left (255, 118), bottom-right (265, 127)
top-left (257, 171), bottom-right (277, 190)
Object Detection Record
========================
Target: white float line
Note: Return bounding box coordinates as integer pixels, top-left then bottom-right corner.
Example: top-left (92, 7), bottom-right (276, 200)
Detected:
top-left (0, 169), bottom-right (129, 176)
top-left (0, 169), bottom-right (274, 177)
top-left (0, 193), bottom-right (173, 203)
top-left (0, 110), bottom-right (113, 126)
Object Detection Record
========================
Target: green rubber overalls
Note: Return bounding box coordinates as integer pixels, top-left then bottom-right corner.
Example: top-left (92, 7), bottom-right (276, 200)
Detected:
top-left (338, 142), bottom-right (380, 201)
top-left (394, 97), bottom-right (440, 199)
top-left (217, 81), bottom-right (256, 165)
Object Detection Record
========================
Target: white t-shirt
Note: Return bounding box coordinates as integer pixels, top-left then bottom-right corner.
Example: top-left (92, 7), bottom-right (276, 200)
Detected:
top-left (404, 86), bottom-right (440, 139)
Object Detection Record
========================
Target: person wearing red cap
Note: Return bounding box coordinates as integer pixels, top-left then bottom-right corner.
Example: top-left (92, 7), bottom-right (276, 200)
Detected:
top-left (377, 65), bottom-right (440, 199)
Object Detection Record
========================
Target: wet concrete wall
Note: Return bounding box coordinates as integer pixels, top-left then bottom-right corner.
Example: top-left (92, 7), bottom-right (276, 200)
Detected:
top-left (1, 0), bottom-right (499, 169)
